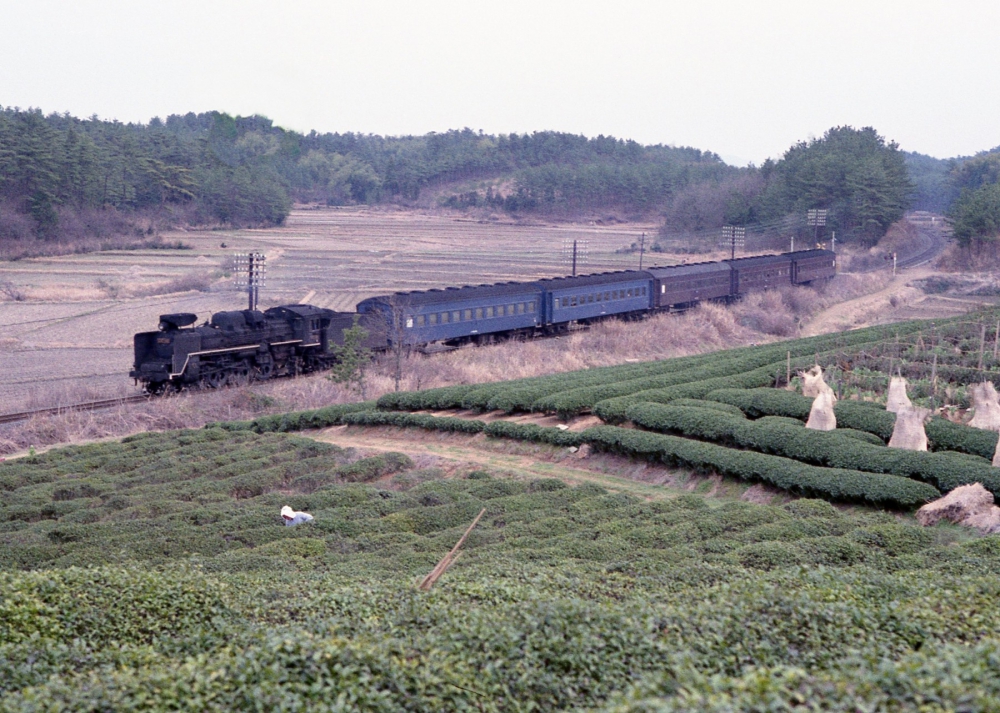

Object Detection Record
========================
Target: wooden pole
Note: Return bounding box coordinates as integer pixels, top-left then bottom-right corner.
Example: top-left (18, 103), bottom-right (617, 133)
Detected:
top-left (786, 351), bottom-right (791, 388)
top-left (418, 508), bottom-right (486, 591)
top-left (993, 319), bottom-right (999, 361)
top-left (979, 323), bottom-right (987, 371)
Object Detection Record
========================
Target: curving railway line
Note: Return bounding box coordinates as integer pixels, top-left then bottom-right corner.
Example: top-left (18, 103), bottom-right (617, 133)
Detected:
top-left (0, 395), bottom-right (149, 426)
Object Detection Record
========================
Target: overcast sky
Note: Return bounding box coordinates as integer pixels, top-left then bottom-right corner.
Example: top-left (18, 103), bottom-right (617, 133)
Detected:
top-left (1, 1), bottom-right (998, 165)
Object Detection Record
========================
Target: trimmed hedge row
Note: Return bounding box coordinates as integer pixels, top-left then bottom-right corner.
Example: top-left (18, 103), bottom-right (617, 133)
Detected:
top-left (590, 338), bottom-right (907, 424)
top-left (670, 399), bottom-right (747, 417)
top-left (925, 419), bottom-right (999, 461)
top-left (625, 402), bottom-right (1000, 495)
top-left (706, 388), bottom-right (1000, 459)
top-left (835, 429), bottom-right (887, 446)
top-left (706, 388), bottom-right (813, 420)
top-left (580, 425), bottom-right (939, 507)
top-left (376, 318), bottom-right (935, 414)
top-left (340, 411), bottom-right (486, 433)
top-left (483, 421), bottom-right (586, 447)
top-left (206, 401), bottom-right (378, 434)
top-left (593, 361), bottom-right (786, 423)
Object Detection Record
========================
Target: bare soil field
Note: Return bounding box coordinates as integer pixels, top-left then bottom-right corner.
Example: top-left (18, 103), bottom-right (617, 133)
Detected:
top-left (0, 207), bottom-right (986, 419)
top-left (0, 207), bottom-right (664, 413)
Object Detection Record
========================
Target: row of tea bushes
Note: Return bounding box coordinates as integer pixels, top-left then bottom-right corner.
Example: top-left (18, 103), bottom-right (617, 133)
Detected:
top-left (7, 423), bottom-right (1000, 710)
top-left (706, 388), bottom-right (1000, 459)
top-left (203, 407), bottom-right (938, 507)
top-left (205, 401), bottom-right (378, 433)
top-left (626, 402), bottom-right (1000, 495)
top-left (376, 318), bottom-right (935, 415)
top-left (530, 323), bottom-right (932, 417)
top-left (340, 410), bottom-right (486, 434)
top-left (583, 425), bottom-right (938, 507)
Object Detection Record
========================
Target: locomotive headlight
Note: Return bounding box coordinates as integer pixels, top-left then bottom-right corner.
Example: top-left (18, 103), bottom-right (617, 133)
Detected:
top-left (159, 321), bottom-right (169, 331)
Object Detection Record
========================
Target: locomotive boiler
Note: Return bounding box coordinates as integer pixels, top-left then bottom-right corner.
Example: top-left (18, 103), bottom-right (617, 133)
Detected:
top-left (130, 304), bottom-right (371, 393)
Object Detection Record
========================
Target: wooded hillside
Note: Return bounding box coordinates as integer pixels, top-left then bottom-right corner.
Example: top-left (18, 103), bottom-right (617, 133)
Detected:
top-left (2, 106), bottom-right (998, 254)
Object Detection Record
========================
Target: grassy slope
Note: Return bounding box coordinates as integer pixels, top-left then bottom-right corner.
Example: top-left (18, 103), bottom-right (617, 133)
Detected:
top-left (3, 428), bottom-right (1000, 710)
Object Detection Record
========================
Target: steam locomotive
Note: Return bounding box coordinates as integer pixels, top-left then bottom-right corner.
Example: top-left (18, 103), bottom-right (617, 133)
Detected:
top-left (130, 248), bottom-right (835, 393)
top-left (129, 305), bottom-right (374, 393)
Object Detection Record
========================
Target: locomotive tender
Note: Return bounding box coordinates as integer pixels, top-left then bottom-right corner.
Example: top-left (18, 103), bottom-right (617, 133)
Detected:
top-left (131, 248), bottom-right (834, 392)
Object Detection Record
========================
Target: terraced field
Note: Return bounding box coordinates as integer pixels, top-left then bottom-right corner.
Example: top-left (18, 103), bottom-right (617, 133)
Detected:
top-left (0, 208), bottom-right (661, 412)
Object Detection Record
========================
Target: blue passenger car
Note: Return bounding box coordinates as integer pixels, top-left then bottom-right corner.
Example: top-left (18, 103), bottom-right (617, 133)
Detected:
top-left (539, 271), bottom-right (653, 326)
top-left (356, 282), bottom-right (543, 346)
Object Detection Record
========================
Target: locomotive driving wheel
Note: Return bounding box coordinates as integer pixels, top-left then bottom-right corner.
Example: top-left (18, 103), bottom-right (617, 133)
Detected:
top-left (205, 370), bottom-right (226, 389)
top-left (254, 359), bottom-right (274, 380)
top-left (228, 362), bottom-right (252, 387)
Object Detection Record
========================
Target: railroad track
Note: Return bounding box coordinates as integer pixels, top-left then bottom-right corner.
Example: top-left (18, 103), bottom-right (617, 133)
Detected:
top-left (896, 225), bottom-right (949, 270)
top-left (0, 395), bottom-right (149, 426)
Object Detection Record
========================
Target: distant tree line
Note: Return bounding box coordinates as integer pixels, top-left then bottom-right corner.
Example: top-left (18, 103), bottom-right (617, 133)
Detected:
top-left (3, 106), bottom-right (999, 252)
top-left (660, 127), bottom-right (915, 247)
top-left (0, 108), bottom-right (732, 245)
top-left (900, 144), bottom-right (1000, 250)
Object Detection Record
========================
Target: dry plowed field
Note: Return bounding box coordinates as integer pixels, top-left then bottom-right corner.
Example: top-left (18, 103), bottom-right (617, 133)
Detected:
top-left (0, 208), bottom-right (663, 412)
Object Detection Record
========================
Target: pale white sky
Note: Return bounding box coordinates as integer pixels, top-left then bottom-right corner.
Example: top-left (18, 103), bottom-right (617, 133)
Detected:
top-left (1, 0), bottom-right (998, 165)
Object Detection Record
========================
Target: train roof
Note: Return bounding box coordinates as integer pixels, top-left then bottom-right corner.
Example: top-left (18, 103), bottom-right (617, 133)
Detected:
top-left (360, 280), bottom-right (543, 307)
top-left (646, 261), bottom-right (731, 278)
top-left (782, 248), bottom-right (835, 259)
top-left (723, 253), bottom-right (791, 268)
top-left (535, 270), bottom-right (650, 290)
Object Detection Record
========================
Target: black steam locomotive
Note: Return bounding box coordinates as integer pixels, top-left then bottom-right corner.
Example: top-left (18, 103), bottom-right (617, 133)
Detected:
top-left (130, 248), bottom-right (835, 393)
top-left (129, 305), bottom-right (374, 393)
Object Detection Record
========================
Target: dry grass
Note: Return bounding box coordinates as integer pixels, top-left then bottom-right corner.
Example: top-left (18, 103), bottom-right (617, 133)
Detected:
top-left (98, 271), bottom-right (217, 299)
top-left (0, 271), bottom-right (903, 457)
top-left (0, 303), bottom-right (769, 455)
top-left (936, 241), bottom-right (1000, 273)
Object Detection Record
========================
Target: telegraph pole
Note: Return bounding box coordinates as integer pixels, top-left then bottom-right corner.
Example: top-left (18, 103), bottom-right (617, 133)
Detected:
top-left (235, 252), bottom-right (266, 310)
top-left (721, 225), bottom-right (745, 260)
top-left (807, 209), bottom-right (828, 248)
top-left (572, 240), bottom-right (577, 276)
top-left (638, 232), bottom-right (646, 270)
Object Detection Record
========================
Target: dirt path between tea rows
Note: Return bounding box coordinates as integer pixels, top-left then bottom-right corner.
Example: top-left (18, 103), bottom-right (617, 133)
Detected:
top-left (311, 424), bottom-right (740, 502)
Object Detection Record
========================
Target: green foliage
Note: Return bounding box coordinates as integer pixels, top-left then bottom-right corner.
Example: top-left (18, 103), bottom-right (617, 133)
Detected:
top-left (759, 126), bottom-right (913, 245)
top-left (483, 421), bottom-right (584, 447)
top-left (6, 427), bottom-right (1000, 709)
top-left (950, 182), bottom-right (1000, 247)
top-left (582, 425), bottom-right (938, 507)
top-left (205, 400), bottom-right (377, 433)
top-left (340, 410), bottom-right (486, 433)
top-left (335, 452), bottom-right (413, 483)
top-left (328, 317), bottom-right (371, 396)
top-left (626, 401), bottom-right (1000, 496)
top-left (0, 566), bottom-right (227, 647)
top-left (705, 387), bottom-right (1000, 459)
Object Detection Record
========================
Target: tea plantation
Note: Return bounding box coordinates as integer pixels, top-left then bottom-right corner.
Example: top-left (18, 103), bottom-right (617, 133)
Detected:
top-left (4, 424), bottom-right (1000, 710)
top-left (6, 310), bottom-right (1000, 709)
